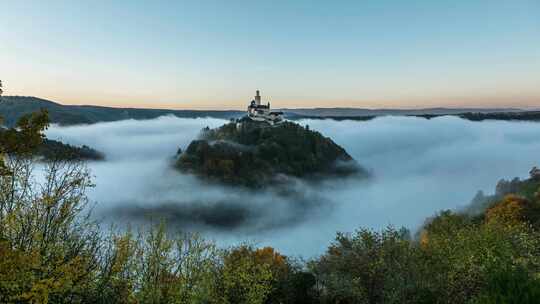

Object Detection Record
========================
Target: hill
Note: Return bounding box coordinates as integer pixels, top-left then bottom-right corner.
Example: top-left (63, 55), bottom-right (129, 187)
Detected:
top-left (465, 168), bottom-right (540, 220)
top-left (175, 118), bottom-right (366, 188)
top-left (456, 111), bottom-right (540, 122)
top-left (0, 125), bottom-right (104, 161)
top-left (0, 96), bottom-right (244, 127)
top-left (38, 138), bottom-right (104, 161)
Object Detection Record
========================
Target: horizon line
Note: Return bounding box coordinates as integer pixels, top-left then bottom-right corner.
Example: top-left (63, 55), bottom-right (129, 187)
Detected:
top-left (3, 95), bottom-right (536, 112)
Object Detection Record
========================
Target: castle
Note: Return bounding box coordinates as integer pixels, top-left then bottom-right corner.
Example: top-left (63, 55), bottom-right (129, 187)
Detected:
top-left (247, 90), bottom-right (283, 124)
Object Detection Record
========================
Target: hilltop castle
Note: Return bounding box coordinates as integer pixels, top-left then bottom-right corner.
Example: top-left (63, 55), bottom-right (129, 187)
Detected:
top-left (247, 90), bottom-right (283, 124)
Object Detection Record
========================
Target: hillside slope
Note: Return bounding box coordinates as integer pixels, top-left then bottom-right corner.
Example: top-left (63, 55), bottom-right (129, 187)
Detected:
top-left (176, 118), bottom-right (366, 187)
top-left (38, 138), bottom-right (104, 161)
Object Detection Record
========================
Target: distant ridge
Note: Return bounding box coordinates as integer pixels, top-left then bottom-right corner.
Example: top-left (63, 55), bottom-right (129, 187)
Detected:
top-left (0, 96), bottom-right (244, 127)
top-left (279, 107), bottom-right (523, 117)
top-left (0, 95), bottom-right (533, 127)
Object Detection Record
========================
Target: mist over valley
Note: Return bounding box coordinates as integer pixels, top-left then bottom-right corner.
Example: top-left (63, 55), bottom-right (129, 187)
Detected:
top-left (43, 115), bottom-right (540, 257)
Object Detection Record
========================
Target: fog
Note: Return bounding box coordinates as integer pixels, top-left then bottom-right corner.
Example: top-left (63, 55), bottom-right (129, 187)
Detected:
top-left (45, 116), bottom-right (540, 257)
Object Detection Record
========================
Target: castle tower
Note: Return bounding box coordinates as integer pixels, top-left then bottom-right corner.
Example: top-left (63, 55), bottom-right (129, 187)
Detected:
top-left (255, 90), bottom-right (261, 106)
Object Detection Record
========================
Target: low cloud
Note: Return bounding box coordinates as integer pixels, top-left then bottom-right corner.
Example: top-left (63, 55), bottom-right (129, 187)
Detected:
top-left (45, 115), bottom-right (540, 257)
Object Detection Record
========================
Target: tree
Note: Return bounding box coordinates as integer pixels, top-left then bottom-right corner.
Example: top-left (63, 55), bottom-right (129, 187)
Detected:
top-left (220, 245), bottom-right (275, 304)
top-left (169, 232), bottom-right (221, 303)
top-left (418, 210), bottom-right (470, 248)
top-left (93, 223), bottom-right (223, 304)
top-left (311, 227), bottom-right (429, 304)
top-left (485, 194), bottom-right (540, 227)
top-left (0, 111), bottom-right (102, 303)
top-left (92, 228), bottom-right (140, 303)
top-left (472, 266), bottom-right (540, 304)
top-left (421, 217), bottom-right (540, 304)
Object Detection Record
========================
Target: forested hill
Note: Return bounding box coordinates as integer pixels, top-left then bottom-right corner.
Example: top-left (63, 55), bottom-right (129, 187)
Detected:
top-left (176, 118), bottom-right (367, 187)
top-left (38, 138), bottom-right (105, 161)
top-left (0, 126), bottom-right (104, 161)
top-left (0, 96), bottom-right (244, 127)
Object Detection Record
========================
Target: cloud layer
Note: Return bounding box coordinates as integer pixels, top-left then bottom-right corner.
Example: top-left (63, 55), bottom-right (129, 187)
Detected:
top-left (45, 116), bottom-right (540, 257)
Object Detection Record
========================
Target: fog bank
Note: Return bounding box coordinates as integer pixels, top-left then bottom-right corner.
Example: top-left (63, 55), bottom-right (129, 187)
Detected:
top-left (46, 116), bottom-right (540, 256)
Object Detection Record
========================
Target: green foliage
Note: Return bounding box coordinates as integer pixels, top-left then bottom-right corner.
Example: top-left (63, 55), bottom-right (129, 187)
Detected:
top-left (93, 224), bottom-right (223, 304)
top-left (220, 245), bottom-right (275, 304)
top-left (0, 110), bottom-right (102, 303)
top-left (0, 109), bottom-right (50, 176)
top-left (0, 112), bottom-right (103, 162)
top-left (311, 227), bottom-right (431, 304)
top-left (472, 267), bottom-right (540, 304)
top-left (419, 210), bottom-right (471, 246)
top-left (0, 109), bottom-right (49, 156)
top-left (423, 221), bottom-right (540, 303)
top-left (37, 139), bottom-right (104, 161)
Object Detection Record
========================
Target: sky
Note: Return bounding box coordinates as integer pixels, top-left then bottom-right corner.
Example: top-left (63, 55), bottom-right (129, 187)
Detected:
top-left (1, 0), bottom-right (539, 109)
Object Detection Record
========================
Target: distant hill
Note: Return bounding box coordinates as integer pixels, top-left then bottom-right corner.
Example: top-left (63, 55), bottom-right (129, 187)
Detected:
top-left (280, 107), bottom-right (524, 117)
top-left (0, 96), bottom-right (244, 127)
top-left (453, 111), bottom-right (540, 122)
top-left (0, 126), bottom-right (104, 162)
top-left (38, 138), bottom-right (104, 161)
top-left (282, 107), bottom-right (540, 122)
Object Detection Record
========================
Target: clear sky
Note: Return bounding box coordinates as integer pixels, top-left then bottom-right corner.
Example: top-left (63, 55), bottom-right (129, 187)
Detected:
top-left (1, 0), bottom-right (539, 109)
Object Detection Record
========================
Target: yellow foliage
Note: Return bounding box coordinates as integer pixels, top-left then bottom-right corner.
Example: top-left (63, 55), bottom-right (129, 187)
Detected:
top-left (254, 247), bottom-right (289, 279)
top-left (0, 241), bottom-right (39, 303)
top-left (222, 246), bottom-right (278, 304)
top-left (419, 230), bottom-right (430, 248)
top-left (486, 195), bottom-right (529, 225)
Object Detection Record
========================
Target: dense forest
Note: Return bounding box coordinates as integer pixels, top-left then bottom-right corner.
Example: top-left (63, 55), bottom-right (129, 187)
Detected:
top-left (2, 111), bottom-right (540, 303)
top-left (176, 119), bottom-right (365, 187)
top-left (37, 138), bottom-right (104, 161)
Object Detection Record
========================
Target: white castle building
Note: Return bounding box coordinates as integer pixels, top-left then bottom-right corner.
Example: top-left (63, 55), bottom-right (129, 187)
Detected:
top-left (247, 90), bottom-right (283, 124)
